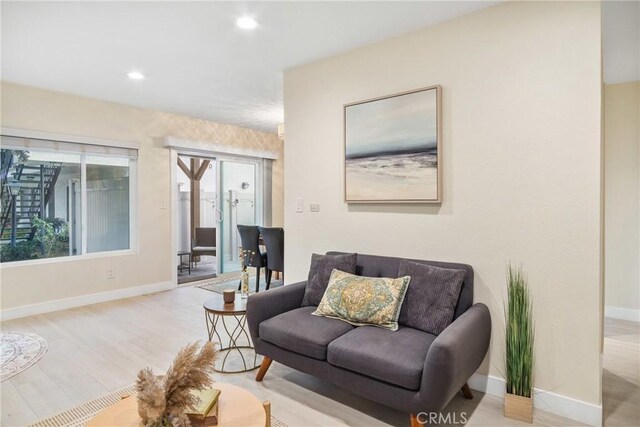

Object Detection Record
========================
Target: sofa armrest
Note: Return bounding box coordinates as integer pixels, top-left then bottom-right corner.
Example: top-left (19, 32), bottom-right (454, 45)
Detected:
top-left (246, 281), bottom-right (307, 343)
top-left (419, 303), bottom-right (491, 410)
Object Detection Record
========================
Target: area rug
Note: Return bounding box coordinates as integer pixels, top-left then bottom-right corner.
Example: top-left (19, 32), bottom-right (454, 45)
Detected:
top-left (1, 331), bottom-right (48, 381)
top-left (29, 384), bottom-right (287, 427)
top-left (198, 271), bottom-right (283, 295)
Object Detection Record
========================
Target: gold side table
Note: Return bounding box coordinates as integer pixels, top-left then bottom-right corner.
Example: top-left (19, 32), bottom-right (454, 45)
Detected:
top-left (204, 293), bottom-right (261, 373)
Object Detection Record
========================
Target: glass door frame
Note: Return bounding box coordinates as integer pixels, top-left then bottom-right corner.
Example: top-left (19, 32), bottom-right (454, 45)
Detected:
top-left (168, 145), bottom-right (265, 287)
top-left (216, 155), bottom-right (264, 275)
top-left (172, 150), bottom-right (219, 286)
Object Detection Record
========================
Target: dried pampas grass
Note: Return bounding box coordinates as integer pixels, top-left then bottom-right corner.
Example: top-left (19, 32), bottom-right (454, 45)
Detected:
top-left (137, 368), bottom-right (166, 424)
top-left (136, 341), bottom-right (217, 427)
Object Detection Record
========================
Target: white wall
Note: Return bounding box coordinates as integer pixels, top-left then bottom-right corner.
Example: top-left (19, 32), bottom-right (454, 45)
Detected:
top-left (0, 82), bottom-right (283, 313)
top-left (604, 81), bottom-right (640, 321)
top-left (284, 0), bottom-right (602, 414)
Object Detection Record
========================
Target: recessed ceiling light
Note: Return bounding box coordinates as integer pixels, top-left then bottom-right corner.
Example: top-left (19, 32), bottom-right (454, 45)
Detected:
top-left (236, 16), bottom-right (258, 30)
top-left (126, 71), bottom-right (145, 80)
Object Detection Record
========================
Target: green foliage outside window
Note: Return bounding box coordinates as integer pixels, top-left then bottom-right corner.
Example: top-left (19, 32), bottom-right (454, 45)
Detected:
top-left (0, 217), bottom-right (70, 263)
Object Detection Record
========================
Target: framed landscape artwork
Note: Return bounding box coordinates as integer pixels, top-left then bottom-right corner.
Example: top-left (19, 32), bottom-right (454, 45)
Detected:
top-left (344, 85), bottom-right (441, 203)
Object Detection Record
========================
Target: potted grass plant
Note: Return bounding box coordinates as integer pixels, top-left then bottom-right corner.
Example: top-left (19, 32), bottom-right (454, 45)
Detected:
top-left (504, 264), bottom-right (534, 423)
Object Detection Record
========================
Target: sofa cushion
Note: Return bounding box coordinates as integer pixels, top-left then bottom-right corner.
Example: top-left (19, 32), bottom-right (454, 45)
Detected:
top-left (302, 253), bottom-right (357, 306)
top-left (313, 269), bottom-right (410, 331)
top-left (259, 306), bottom-right (354, 360)
top-left (398, 260), bottom-right (466, 335)
top-left (327, 326), bottom-right (436, 390)
top-left (326, 252), bottom-right (475, 320)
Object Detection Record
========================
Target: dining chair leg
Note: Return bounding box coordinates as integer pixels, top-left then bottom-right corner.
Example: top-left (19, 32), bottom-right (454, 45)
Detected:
top-left (266, 269), bottom-right (272, 290)
top-left (255, 267), bottom-right (261, 293)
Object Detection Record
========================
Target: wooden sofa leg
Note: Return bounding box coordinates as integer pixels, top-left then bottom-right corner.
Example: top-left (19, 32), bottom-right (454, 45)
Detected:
top-left (410, 413), bottom-right (420, 427)
top-left (461, 382), bottom-right (473, 399)
top-left (256, 357), bottom-right (273, 382)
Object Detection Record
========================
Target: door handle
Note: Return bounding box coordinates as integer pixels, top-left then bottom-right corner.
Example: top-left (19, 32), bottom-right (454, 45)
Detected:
top-left (216, 209), bottom-right (223, 223)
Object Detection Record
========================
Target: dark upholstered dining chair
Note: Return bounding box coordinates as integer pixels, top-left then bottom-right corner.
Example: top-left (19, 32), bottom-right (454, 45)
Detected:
top-left (237, 225), bottom-right (267, 293)
top-left (259, 227), bottom-right (284, 290)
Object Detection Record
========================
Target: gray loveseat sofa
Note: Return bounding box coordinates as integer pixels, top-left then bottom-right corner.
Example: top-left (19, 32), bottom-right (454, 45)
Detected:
top-left (246, 252), bottom-right (491, 425)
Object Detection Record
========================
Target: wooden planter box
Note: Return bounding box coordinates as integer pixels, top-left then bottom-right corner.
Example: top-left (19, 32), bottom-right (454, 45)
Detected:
top-left (504, 392), bottom-right (533, 423)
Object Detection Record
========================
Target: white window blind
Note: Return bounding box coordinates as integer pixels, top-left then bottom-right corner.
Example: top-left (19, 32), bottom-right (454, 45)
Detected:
top-left (1, 135), bottom-right (138, 159)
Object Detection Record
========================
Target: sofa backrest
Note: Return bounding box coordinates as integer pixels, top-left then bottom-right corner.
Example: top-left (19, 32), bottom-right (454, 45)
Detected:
top-left (326, 251), bottom-right (474, 320)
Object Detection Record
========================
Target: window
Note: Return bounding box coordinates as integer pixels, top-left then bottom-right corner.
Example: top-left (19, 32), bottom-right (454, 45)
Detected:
top-left (0, 136), bottom-right (137, 263)
top-left (86, 155), bottom-right (131, 253)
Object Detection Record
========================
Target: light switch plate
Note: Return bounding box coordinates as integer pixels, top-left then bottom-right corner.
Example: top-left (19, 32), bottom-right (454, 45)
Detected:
top-left (295, 197), bottom-right (304, 213)
top-left (310, 204), bottom-right (320, 212)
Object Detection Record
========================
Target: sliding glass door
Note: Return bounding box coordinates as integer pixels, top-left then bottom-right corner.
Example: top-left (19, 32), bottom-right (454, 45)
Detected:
top-left (218, 158), bottom-right (259, 274)
top-left (174, 152), bottom-right (263, 280)
top-left (175, 154), bottom-right (218, 284)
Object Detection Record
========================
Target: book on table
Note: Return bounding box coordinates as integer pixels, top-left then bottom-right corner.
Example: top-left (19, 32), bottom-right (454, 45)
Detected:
top-left (187, 401), bottom-right (218, 427)
top-left (185, 388), bottom-right (220, 426)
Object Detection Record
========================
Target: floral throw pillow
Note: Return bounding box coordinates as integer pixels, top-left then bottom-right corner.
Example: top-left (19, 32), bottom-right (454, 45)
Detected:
top-left (312, 269), bottom-right (410, 331)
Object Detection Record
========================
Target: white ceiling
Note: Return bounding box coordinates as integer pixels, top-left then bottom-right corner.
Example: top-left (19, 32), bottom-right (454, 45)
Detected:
top-left (603, 1), bottom-right (640, 84)
top-left (1, 1), bottom-right (499, 132)
top-left (4, 2), bottom-right (635, 132)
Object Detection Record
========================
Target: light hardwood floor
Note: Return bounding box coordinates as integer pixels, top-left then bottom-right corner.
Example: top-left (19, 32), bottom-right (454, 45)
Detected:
top-left (0, 286), bottom-right (635, 426)
top-left (603, 317), bottom-right (640, 426)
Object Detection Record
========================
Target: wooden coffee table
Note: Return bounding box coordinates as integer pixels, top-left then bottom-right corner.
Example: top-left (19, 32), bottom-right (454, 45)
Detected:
top-left (204, 293), bottom-right (261, 373)
top-left (86, 383), bottom-right (267, 427)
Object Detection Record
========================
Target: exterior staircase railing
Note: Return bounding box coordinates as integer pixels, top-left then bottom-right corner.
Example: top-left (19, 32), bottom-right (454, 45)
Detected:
top-left (0, 150), bottom-right (63, 243)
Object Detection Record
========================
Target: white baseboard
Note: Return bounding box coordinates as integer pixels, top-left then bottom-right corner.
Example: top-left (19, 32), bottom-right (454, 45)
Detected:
top-left (605, 305), bottom-right (640, 323)
top-left (468, 373), bottom-right (602, 426)
top-left (0, 281), bottom-right (175, 321)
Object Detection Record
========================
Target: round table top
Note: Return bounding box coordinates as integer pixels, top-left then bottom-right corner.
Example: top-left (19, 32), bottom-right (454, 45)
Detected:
top-left (203, 293), bottom-right (248, 315)
top-left (86, 383), bottom-right (266, 427)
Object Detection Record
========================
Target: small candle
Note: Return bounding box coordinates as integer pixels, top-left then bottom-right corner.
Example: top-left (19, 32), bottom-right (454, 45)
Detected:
top-left (223, 289), bottom-right (236, 304)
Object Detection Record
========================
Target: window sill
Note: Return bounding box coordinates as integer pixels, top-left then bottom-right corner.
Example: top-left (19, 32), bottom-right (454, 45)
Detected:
top-left (0, 249), bottom-right (137, 268)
